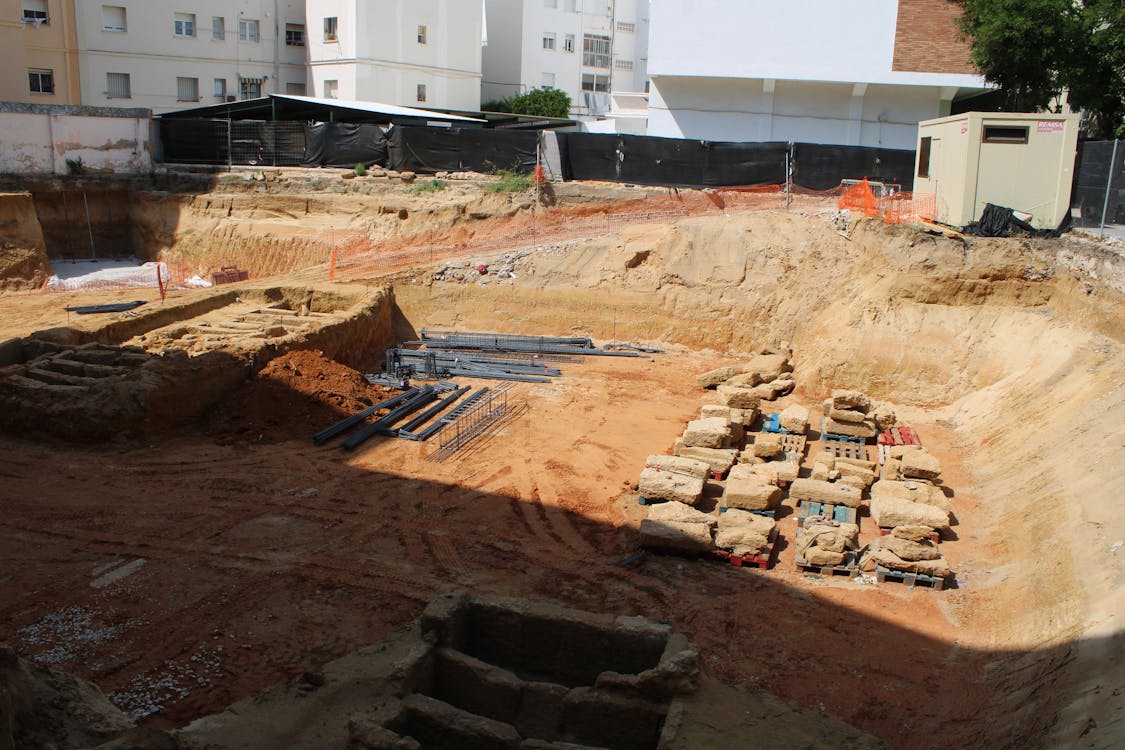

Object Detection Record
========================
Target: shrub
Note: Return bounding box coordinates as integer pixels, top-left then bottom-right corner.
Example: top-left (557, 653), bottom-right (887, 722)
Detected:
top-left (354, 162), bottom-right (367, 177)
top-left (412, 179), bottom-right (447, 194)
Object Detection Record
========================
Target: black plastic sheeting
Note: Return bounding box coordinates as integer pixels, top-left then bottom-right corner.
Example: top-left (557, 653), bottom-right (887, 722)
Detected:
top-left (386, 126), bottom-right (538, 174)
top-left (159, 119), bottom-right (306, 165)
top-left (963, 203), bottom-right (1071, 238)
top-left (301, 122), bottom-right (389, 167)
top-left (558, 133), bottom-right (789, 187)
top-left (791, 143), bottom-right (916, 191)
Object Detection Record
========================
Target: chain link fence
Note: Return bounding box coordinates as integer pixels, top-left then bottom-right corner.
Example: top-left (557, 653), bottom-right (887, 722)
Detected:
top-left (1071, 139), bottom-right (1125, 238)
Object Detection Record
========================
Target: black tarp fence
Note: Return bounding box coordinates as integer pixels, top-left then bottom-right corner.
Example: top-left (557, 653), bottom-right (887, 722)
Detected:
top-left (160, 119), bottom-right (306, 166)
top-left (791, 142), bottom-right (916, 191)
top-left (557, 133), bottom-right (790, 187)
top-left (385, 126), bottom-right (538, 173)
top-left (1070, 139), bottom-right (1124, 230)
top-left (301, 122), bottom-right (389, 167)
top-left (159, 117), bottom-right (918, 191)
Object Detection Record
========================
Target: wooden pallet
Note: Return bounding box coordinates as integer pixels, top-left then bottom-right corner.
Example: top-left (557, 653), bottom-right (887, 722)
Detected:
top-left (822, 440), bottom-right (870, 461)
top-left (709, 469), bottom-right (727, 480)
top-left (875, 564), bottom-right (946, 590)
top-left (711, 528), bottom-right (778, 570)
top-left (212, 266), bottom-right (249, 285)
top-left (761, 413), bottom-right (791, 434)
top-left (797, 501), bottom-right (858, 527)
top-left (877, 526), bottom-right (941, 543)
top-left (820, 418), bottom-right (869, 445)
top-left (794, 547), bottom-right (860, 577)
top-left (777, 433), bottom-right (807, 456)
top-left (877, 425), bottom-right (922, 447)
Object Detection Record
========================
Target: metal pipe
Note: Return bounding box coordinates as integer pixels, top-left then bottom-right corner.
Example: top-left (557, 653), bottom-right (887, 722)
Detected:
top-left (313, 387), bottom-right (419, 445)
top-left (342, 387), bottom-right (437, 450)
top-left (1100, 138), bottom-right (1119, 238)
top-left (398, 386), bottom-right (470, 436)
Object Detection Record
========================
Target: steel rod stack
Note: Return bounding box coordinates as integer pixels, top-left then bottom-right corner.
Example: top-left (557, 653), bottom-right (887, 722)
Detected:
top-left (419, 329), bottom-right (645, 358)
top-left (386, 347), bottom-right (562, 383)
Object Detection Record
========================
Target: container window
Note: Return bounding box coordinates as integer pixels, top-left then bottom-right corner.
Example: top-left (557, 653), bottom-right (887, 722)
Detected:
top-left (918, 136), bottom-right (931, 178)
top-left (982, 125), bottom-right (1028, 144)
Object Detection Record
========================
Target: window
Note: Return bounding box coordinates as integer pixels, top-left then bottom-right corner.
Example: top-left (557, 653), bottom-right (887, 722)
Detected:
top-left (583, 34), bottom-right (610, 68)
top-left (417, 25), bottom-right (427, 44)
top-left (543, 32), bottom-right (556, 50)
top-left (615, 59), bottom-right (633, 71)
top-left (286, 82), bottom-right (305, 95)
top-left (239, 19), bottom-right (259, 42)
top-left (542, 72), bottom-right (555, 88)
top-left (239, 77), bottom-right (261, 99)
top-left (416, 83), bottom-right (427, 102)
top-left (982, 125), bottom-right (1029, 144)
top-left (581, 73), bottom-right (609, 92)
top-left (564, 34), bottom-right (575, 53)
top-left (106, 72), bottom-right (131, 99)
top-left (174, 12), bottom-right (196, 37)
top-left (28, 69), bottom-right (54, 94)
top-left (102, 5), bottom-right (126, 32)
top-left (324, 79), bottom-right (338, 99)
top-left (917, 136), bottom-right (931, 178)
top-left (212, 17), bottom-right (224, 40)
top-left (214, 78), bottom-right (227, 99)
top-left (22, 1), bottom-right (48, 23)
top-left (285, 23), bottom-right (304, 46)
top-left (323, 16), bottom-right (337, 41)
top-left (176, 76), bottom-right (199, 101)
top-left (617, 21), bottom-right (634, 32)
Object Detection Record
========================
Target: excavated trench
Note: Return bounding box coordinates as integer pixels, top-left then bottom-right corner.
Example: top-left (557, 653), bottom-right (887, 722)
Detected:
top-left (0, 203), bottom-right (1122, 749)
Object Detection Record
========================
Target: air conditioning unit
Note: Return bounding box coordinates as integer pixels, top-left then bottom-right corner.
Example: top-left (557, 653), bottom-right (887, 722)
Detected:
top-left (226, 95), bottom-right (236, 102)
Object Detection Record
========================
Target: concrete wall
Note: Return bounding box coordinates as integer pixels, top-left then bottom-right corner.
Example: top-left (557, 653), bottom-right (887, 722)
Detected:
top-left (646, 0), bottom-right (988, 146)
top-left (648, 76), bottom-right (949, 148)
top-left (308, 0), bottom-right (482, 110)
top-left (0, 103), bottom-right (152, 175)
top-left (74, 0), bottom-right (307, 113)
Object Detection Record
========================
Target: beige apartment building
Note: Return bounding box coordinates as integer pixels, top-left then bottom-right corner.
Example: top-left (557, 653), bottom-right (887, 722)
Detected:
top-left (73, 0), bottom-right (307, 114)
top-left (2, 0), bottom-right (81, 103)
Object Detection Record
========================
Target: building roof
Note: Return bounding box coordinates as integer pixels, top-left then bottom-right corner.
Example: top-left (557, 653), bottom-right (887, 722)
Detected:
top-left (158, 94), bottom-right (486, 125)
top-left (157, 94), bottom-right (575, 129)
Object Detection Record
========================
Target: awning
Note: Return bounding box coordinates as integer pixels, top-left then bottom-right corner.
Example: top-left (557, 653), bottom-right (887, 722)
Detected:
top-left (158, 93), bottom-right (486, 127)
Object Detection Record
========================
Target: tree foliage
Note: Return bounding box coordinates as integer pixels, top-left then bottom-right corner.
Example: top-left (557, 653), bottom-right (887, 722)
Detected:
top-left (957, 0), bottom-right (1124, 137)
top-left (482, 87), bottom-right (572, 119)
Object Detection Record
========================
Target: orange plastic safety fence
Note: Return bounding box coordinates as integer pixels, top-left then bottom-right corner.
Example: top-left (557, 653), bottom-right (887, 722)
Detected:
top-left (837, 179), bottom-right (880, 217)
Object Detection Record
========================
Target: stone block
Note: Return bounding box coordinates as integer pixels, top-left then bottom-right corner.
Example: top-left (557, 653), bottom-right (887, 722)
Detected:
top-left (696, 366), bottom-right (738, 389)
top-left (644, 454), bottom-right (709, 480)
top-left (638, 468), bottom-right (704, 505)
top-left (778, 404), bottom-right (809, 434)
top-left (789, 478), bottom-right (863, 508)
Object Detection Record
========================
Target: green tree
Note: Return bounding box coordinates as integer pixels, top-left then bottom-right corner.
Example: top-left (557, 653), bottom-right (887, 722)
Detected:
top-left (957, 1), bottom-right (1124, 137)
top-left (482, 87), bottom-right (571, 119)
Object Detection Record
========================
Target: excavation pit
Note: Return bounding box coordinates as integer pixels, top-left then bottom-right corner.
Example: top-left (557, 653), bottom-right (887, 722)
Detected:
top-left (0, 201), bottom-right (1121, 749)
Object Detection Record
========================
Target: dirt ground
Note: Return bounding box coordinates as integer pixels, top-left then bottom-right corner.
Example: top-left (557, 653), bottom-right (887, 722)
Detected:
top-left (1, 202), bottom-right (1122, 749)
top-left (0, 348), bottom-right (999, 748)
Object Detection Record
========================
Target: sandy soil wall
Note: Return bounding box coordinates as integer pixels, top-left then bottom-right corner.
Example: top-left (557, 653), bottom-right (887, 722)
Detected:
top-left (394, 212), bottom-right (1125, 747)
top-left (0, 192), bottom-right (51, 289)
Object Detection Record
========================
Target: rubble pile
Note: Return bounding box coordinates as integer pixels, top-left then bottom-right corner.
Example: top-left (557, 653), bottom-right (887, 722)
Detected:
top-left (821, 389), bottom-right (881, 439)
top-left (714, 508), bottom-right (776, 557)
top-left (798, 520), bottom-right (861, 566)
top-left (695, 345), bottom-right (795, 410)
top-left (638, 454), bottom-right (710, 505)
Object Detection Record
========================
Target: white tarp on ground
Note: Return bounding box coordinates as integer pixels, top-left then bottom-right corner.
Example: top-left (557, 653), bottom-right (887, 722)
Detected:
top-left (46, 261), bottom-right (168, 291)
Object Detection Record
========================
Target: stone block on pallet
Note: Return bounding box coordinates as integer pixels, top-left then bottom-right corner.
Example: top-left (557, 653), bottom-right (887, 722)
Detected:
top-left (638, 468), bottom-right (705, 505)
top-left (789, 478), bottom-right (863, 508)
top-left (824, 417), bottom-right (876, 439)
top-left (644, 454), bottom-right (710, 480)
top-left (639, 519), bottom-right (714, 554)
top-left (778, 404), bottom-right (810, 434)
top-left (721, 477), bottom-right (781, 511)
top-left (681, 417), bottom-right (731, 449)
top-left (831, 389), bottom-right (872, 413)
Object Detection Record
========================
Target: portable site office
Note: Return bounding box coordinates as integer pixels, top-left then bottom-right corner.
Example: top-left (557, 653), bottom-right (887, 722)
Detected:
top-left (914, 112), bottom-right (1080, 230)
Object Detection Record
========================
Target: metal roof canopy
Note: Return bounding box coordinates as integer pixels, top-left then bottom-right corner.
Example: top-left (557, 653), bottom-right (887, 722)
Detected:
top-left (157, 93), bottom-right (487, 126)
top-left (158, 93), bottom-right (576, 130)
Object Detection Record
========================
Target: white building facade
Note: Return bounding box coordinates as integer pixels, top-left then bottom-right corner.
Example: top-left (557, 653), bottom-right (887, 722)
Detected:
top-left (646, 0), bottom-right (990, 148)
top-left (305, 0), bottom-right (482, 111)
top-left (482, 0), bottom-right (649, 119)
top-left (73, 0), bottom-right (308, 114)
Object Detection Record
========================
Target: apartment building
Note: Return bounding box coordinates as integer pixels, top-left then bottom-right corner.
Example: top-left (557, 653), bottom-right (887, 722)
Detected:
top-left (2, 0), bottom-right (81, 104)
top-left (305, 0), bottom-right (483, 111)
top-left (481, 0), bottom-right (649, 118)
top-left (647, 0), bottom-right (990, 148)
top-left (73, 1), bottom-right (307, 114)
